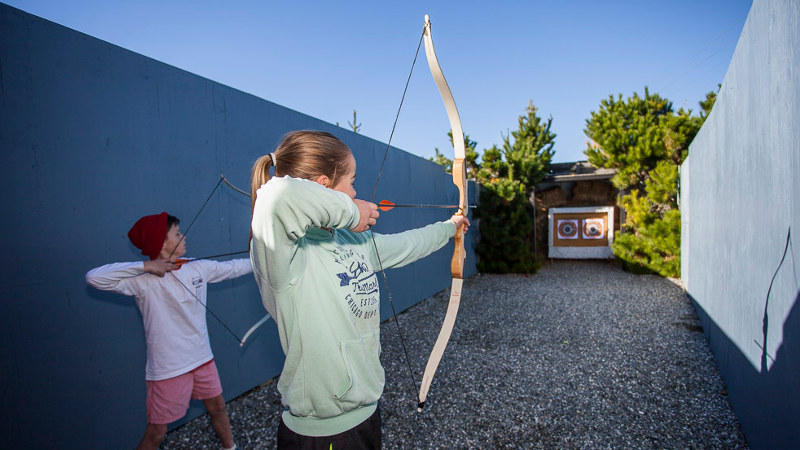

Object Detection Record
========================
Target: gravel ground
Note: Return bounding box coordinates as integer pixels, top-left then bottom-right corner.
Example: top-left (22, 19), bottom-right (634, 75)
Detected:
top-left (163, 260), bottom-right (747, 449)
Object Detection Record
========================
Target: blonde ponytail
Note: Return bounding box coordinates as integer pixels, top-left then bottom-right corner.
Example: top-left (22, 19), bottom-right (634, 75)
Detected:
top-left (250, 154), bottom-right (275, 213)
top-left (249, 130), bottom-right (352, 239)
top-left (249, 153), bottom-right (274, 240)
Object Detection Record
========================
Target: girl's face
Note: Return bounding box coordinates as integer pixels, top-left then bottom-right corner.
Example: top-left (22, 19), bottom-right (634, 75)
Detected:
top-left (331, 152), bottom-right (357, 199)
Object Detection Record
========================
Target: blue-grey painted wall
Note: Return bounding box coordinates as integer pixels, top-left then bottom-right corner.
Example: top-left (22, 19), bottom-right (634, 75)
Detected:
top-left (680, 0), bottom-right (799, 448)
top-left (0, 4), bottom-right (476, 448)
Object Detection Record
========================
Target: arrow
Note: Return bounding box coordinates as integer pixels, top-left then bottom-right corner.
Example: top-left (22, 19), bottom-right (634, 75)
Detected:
top-left (378, 200), bottom-right (476, 212)
top-left (173, 250), bottom-right (249, 268)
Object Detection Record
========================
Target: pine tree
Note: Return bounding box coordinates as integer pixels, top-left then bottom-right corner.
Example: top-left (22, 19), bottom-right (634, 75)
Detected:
top-left (347, 110), bottom-right (362, 133)
top-left (584, 87), bottom-right (673, 191)
top-left (474, 101), bottom-right (555, 273)
top-left (503, 101), bottom-right (556, 188)
top-left (584, 87), bottom-right (711, 277)
top-left (430, 132), bottom-right (480, 180)
top-left (427, 101), bottom-right (556, 273)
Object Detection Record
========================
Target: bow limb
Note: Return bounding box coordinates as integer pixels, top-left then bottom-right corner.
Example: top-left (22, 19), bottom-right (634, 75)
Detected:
top-left (167, 175), bottom-right (260, 346)
top-left (166, 177), bottom-right (245, 345)
top-left (417, 14), bottom-right (468, 412)
top-left (239, 313), bottom-right (271, 347)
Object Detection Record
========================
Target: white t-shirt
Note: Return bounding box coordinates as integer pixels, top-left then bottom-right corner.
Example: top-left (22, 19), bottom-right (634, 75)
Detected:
top-left (86, 258), bottom-right (252, 380)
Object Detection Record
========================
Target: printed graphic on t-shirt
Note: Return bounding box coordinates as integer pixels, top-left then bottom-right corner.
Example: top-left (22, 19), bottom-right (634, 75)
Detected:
top-left (191, 274), bottom-right (204, 299)
top-left (333, 244), bottom-right (379, 321)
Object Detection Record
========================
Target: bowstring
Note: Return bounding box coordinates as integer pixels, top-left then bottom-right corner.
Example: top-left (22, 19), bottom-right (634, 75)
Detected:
top-left (368, 25), bottom-right (427, 399)
top-left (166, 176), bottom-right (244, 345)
top-left (370, 26), bottom-right (426, 202)
top-left (167, 177), bottom-right (224, 261)
top-left (169, 270), bottom-right (244, 345)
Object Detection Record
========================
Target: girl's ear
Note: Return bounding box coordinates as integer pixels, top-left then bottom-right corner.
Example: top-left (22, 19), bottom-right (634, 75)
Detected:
top-left (314, 174), bottom-right (330, 188)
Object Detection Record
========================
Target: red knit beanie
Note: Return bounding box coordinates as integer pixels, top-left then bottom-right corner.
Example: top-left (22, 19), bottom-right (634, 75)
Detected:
top-left (127, 212), bottom-right (168, 260)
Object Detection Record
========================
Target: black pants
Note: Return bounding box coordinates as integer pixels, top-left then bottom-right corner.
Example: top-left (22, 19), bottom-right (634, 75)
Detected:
top-left (277, 407), bottom-right (381, 450)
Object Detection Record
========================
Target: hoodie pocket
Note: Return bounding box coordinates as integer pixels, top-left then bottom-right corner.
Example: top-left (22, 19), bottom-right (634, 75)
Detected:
top-left (334, 332), bottom-right (384, 407)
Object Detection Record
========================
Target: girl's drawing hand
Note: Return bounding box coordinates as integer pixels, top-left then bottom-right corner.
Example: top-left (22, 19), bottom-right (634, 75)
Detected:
top-left (352, 199), bottom-right (379, 232)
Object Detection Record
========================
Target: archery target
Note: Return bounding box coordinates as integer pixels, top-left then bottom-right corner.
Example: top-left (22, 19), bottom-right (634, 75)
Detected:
top-left (557, 219), bottom-right (579, 239)
top-left (582, 218), bottom-right (605, 239)
top-left (550, 207), bottom-right (614, 257)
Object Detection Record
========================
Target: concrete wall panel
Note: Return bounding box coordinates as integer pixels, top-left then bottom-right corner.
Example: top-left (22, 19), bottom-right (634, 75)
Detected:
top-left (681, 1), bottom-right (799, 447)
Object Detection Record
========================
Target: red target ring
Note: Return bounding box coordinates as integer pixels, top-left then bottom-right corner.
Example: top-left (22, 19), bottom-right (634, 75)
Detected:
top-left (558, 220), bottom-right (578, 238)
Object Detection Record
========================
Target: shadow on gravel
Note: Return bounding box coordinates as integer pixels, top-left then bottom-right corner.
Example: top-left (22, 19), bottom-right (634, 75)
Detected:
top-left (691, 288), bottom-right (800, 449)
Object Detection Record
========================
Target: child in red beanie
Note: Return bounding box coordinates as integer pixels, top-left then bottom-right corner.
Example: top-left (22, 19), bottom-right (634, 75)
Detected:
top-left (86, 212), bottom-right (251, 450)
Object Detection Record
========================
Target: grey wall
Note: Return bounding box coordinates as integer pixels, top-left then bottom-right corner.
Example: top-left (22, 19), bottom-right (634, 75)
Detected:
top-left (0, 4), bottom-right (476, 448)
top-left (680, 0), bottom-right (799, 448)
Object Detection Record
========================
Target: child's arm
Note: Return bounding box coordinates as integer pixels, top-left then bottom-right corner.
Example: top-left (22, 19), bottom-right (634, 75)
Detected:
top-left (251, 176), bottom-right (367, 292)
top-left (85, 259), bottom-right (177, 294)
top-left (252, 177), bottom-right (361, 241)
top-left (200, 258), bottom-right (253, 283)
top-left (371, 219), bottom-right (457, 269)
top-left (85, 262), bottom-right (146, 295)
top-left (372, 214), bottom-right (469, 269)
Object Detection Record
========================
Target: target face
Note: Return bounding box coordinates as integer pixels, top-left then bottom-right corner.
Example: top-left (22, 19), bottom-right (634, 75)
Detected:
top-left (552, 210), bottom-right (611, 248)
top-left (557, 220), bottom-right (579, 239)
top-left (582, 218), bottom-right (605, 239)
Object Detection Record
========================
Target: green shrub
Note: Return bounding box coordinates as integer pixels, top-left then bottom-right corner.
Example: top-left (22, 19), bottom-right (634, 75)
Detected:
top-left (613, 209), bottom-right (681, 277)
top-left (612, 161), bottom-right (681, 277)
top-left (474, 179), bottom-right (540, 273)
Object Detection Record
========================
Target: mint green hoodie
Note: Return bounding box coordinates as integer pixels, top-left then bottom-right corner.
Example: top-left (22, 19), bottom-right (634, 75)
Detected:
top-left (250, 176), bottom-right (456, 436)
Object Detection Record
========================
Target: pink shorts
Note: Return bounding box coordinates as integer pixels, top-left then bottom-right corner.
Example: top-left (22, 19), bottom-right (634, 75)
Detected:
top-left (145, 359), bottom-right (223, 424)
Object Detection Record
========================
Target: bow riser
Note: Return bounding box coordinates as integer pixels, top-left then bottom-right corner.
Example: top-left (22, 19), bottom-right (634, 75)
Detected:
top-left (451, 158), bottom-right (467, 278)
top-left (451, 224), bottom-right (466, 278)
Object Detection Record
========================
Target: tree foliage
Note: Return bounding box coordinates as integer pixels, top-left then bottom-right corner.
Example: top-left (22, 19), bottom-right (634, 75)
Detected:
top-left (430, 101), bottom-right (555, 273)
top-left (584, 87), bottom-right (717, 277)
top-left (347, 110), bottom-right (362, 133)
top-left (474, 179), bottom-right (538, 273)
top-left (502, 101), bottom-right (556, 187)
top-left (431, 132), bottom-right (480, 178)
top-left (584, 88), bottom-right (676, 191)
top-left (699, 85), bottom-right (719, 121)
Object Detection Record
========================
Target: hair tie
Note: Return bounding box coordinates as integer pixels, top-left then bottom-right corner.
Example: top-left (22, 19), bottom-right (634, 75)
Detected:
top-left (269, 152), bottom-right (277, 167)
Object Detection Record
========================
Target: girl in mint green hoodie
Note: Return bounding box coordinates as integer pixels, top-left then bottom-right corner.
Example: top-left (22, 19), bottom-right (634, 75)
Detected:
top-left (249, 131), bottom-right (469, 449)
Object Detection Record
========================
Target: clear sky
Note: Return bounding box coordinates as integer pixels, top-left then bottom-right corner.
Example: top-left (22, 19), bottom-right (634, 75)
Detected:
top-left (5, 0), bottom-right (753, 163)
